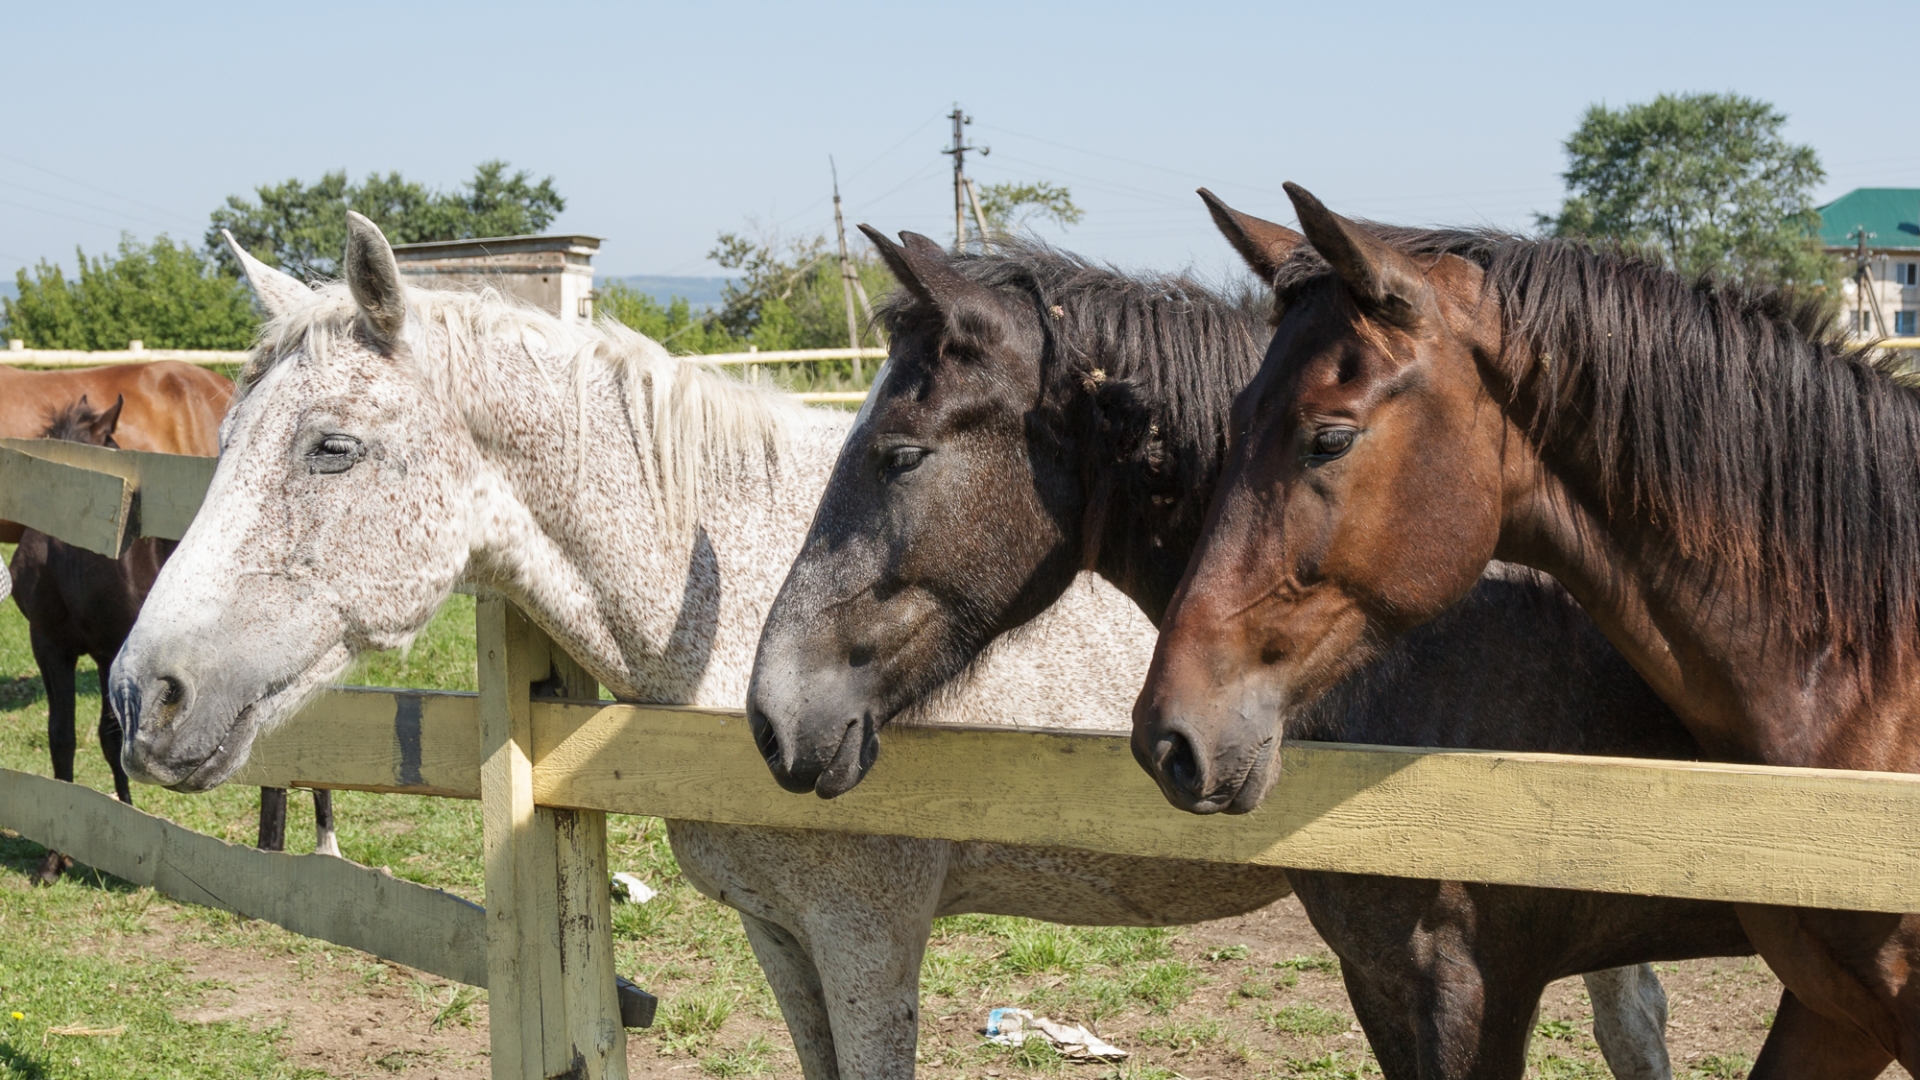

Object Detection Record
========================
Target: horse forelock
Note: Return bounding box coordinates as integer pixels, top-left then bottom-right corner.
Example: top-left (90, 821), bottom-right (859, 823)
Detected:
top-left (237, 280), bottom-right (808, 546)
top-left (874, 240), bottom-right (1269, 586)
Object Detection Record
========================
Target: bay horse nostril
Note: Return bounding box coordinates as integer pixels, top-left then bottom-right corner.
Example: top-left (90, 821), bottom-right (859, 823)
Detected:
top-left (1158, 729), bottom-right (1205, 799)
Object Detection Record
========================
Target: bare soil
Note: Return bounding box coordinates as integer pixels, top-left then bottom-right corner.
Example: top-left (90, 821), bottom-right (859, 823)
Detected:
top-left (128, 893), bottom-right (1902, 1080)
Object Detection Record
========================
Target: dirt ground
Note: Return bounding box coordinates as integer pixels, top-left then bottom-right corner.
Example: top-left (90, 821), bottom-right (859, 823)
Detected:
top-left (126, 892), bottom-right (1905, 1080)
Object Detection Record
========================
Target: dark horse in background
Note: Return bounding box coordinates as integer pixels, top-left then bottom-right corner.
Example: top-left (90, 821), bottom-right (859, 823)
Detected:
top-left (745, 222), bottom-right (1766, 1078)
top-left (1139, 186), bottom-right (1920, 1076)
top-left (6, 394), bottom-right (336, 863)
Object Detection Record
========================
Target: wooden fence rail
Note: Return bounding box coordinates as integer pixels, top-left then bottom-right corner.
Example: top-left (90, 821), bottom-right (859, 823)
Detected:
top-left (5, 433), bottom-right (1920, 1076)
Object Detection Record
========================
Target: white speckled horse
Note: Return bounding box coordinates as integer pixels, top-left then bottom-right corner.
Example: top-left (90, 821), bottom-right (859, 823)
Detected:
top-left (110, 214), bottom-right (1669, 1079)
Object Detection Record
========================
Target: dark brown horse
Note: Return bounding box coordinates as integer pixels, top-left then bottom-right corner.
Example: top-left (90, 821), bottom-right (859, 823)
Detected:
top-left (0, 361), bottom-right (233, 543)
top-left (747, 231), bottom-right (1765, 1077)
top-left (1140, 187), bottom-right (1920, 1076)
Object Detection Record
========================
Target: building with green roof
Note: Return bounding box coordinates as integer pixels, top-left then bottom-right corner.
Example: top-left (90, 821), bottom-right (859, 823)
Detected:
top-left (1819, 188), bottom-right (1920, 338)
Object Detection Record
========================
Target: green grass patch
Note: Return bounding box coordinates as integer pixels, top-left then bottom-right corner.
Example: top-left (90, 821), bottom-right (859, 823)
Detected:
top-left (1266, 1003), bottom-right (1350, 1038)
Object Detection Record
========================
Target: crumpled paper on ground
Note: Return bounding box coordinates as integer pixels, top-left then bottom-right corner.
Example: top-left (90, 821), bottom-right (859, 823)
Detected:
top-left (611, 872), bottom-right (656, 903)
top-left (984, 1007), bottom-right (1127, 1061)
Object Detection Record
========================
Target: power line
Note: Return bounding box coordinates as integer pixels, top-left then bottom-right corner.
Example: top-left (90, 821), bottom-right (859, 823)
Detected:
top-left (0, 177), bottom-right (183, 234)
top-left (0, 151), bottom-right (201, 226)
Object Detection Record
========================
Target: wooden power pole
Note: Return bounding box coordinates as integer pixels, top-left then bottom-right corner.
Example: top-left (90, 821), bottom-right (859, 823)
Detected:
top-left (942, 105), bottom-right (988, 251)
top-left (829, 157), bottom-right (872, 379)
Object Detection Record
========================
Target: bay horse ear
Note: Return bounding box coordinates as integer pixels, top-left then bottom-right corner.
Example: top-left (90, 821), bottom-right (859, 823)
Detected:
top-left (1198, 189), bottom-right (1304, 282)
top-left (1283, 183), bottom-right (1430, 328)
top-left (343, 211), bottom-right (408, 342)
top-left (222, 229), bottom-right (312, 317)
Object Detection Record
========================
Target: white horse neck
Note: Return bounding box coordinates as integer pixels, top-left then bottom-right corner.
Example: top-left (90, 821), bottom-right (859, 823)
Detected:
top-left (453, 322), bottom-right (849, 706)
top-left (454, 317), bottom-right (1153, 727)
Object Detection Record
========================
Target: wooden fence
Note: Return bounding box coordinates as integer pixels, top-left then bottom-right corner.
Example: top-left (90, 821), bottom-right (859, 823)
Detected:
top-left (4, 435), bottom-right (1920, 1078)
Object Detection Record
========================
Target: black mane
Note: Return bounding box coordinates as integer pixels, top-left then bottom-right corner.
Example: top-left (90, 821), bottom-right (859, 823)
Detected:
top-left (879, 240), bottom-right (1268, 612)
top-left (1274, 228), bottom-right (1920, 649)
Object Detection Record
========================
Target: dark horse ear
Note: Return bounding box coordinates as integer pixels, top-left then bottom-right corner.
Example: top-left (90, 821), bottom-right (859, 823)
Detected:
top-left (1198, 189), bottom-right (1304, 282)
top-left (1283, 183), bottom-right (1430, 329)
top-left (857, 226), bottom-right (997, 326)
top-left (72, 393), bottom-right (123, 446)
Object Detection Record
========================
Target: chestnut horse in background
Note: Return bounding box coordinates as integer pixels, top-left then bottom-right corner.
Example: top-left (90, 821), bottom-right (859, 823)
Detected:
top-left (1, 359), bottom-right (332, 856)
top-left (1140, 187), bottom-right (1920, 1076)
top-left (0, 361), bottom-right (232, 543)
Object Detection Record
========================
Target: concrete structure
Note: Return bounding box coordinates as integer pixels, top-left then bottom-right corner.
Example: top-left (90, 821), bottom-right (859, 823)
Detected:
top-left (391, 234), bottom-right (602, 324)
top-left (1818, 188), bottom-right (1920, 339)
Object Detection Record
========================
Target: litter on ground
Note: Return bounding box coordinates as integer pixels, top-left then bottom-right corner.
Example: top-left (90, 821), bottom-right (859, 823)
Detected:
top-left (984, 1008), bottom-right (1127, 1061)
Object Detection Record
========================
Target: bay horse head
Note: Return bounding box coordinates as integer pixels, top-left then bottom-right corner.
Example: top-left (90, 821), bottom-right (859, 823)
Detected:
top-left (113, 214), bottom-right (480, 791)
top-left (1134, 187), bottom-right (1518, 813)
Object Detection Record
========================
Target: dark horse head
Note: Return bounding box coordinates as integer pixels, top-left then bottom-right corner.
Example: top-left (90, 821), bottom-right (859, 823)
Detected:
top-left (747, 220), bottom-right (1274, 797)
top-left (44, 393), bottom-right (126, 448)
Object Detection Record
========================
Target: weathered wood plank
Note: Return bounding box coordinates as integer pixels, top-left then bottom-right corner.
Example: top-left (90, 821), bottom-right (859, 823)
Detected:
top-left (0, 443), bottom-right (130, 556)
top-left (231, 686), bottom-right (481, 798)
top-left (0, 768), bottom-right (486, 986)
top-left (529, 702), bottom-right (1920, 914)
top-left (0, 438), bottom-right (216, 544)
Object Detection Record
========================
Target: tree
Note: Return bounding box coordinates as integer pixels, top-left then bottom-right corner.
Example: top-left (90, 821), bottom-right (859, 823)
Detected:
top-left (1538, 93), bottom-right (1835, 288)
top-left (706, 228), bottom-right (895, 351)
top-left (207, 160), bottom-right (565, 282)
top-left (595, 281), bottom-right (743, 355)
top-left (2, 234), bottom-right (257, 350)
top-left (978, 181), bottom-right (1084, 234)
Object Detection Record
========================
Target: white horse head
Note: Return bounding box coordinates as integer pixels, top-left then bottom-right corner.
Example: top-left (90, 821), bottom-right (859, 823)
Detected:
top-left (112, 212), bottom-right (811, 790)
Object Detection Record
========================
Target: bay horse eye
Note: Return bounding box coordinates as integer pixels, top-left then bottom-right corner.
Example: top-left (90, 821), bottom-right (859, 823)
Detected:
top-left (1308, 427), bottom-right (1357, 461)
top-left (883, 446), bottom-right (928, 476)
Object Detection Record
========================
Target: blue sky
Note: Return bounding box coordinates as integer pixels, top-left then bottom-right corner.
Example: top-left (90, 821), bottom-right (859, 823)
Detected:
top-left (3, 1), bottom-right (1909, 285)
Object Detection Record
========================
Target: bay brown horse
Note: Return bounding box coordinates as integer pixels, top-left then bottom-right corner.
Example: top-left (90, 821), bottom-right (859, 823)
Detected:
top-left (747, 230), bottom-right (1762, 1077)
top-left (1140, 186), bottom-right (1920, 1076)
top-left (0, 361), bottom-right (232, 543)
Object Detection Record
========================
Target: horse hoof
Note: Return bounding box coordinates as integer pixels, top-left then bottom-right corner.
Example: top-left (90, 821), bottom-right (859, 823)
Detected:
top-left (32, 851), bottom-right (72, 887)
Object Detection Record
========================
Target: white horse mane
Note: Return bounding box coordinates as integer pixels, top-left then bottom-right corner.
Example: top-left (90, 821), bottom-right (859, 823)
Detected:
top-left (243, 282), bottom-right (810, 542)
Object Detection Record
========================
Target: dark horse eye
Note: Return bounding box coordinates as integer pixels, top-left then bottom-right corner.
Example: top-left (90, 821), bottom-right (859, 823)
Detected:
top-left (882, 446), bottom-right (928, 476)
top-left (308, 434), bottom-right (365, 474)
top-left (1308, 427), bottom-right (1357, 461)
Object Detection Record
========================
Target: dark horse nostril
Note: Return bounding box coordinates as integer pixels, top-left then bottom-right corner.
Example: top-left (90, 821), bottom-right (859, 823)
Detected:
top-left (157, 675), bottom-right (185, 708)
top-left (750, 707), bottom-right (783, 769)
top-left (1159, 730), bottom-right (1205, 799)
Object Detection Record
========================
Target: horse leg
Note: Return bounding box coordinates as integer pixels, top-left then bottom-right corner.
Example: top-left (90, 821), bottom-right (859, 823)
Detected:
top-left (1335, 961), bottom-right (1422, 1079)
top-left (95, 687), bottom-right (132, 804)
top-left (31, 630), bottom-right (76, 784)
top-left (1737, 904), bottom-right (1916, 1068)
top-left (1749, 988), bottom-right (1892, 1079)
top-left (668, 822), bottom-right (945, 1080)
top-left (312, 790), bottom-right (339, 856)
top-left (1582, 964), bottom-right (1670, 1080)
top-left (738, 912), bottom-right (839, 1080)
top-left (257, 788), bottom-right (287, 851)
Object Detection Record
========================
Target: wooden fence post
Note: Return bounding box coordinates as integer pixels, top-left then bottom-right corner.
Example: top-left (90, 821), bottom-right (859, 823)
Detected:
top-left (479, 597), bottom-right (627, 1080)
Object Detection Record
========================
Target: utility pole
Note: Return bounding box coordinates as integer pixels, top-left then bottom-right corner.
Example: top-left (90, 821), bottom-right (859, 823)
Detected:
top-left (1853, 227), bottom-right (1888, 340)
top-left (942, 104), bottom-right (988, 252)
top-left (829, 156), bottom-right (869, 380)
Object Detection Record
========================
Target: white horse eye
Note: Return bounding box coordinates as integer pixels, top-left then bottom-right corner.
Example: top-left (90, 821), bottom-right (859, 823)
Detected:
top-left (308, 434), bottom-right (365, 474)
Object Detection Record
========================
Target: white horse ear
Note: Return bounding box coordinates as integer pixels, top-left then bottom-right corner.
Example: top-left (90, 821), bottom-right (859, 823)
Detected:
top-left (343, 211), bottom-right (408, 341)
top-left (222, 230), bottom-right (312, 317)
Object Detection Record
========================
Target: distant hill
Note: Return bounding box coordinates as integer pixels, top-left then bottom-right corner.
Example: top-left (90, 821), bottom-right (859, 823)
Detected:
top-left (602, 275), bottom-right (736, 310)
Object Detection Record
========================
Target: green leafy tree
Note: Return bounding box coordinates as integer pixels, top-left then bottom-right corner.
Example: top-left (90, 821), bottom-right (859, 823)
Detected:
top-left (707, 229), bottom-right (895, 351)
top-left (1538, 92), bottom-right (1836, 288)
top-left (207, 160), bottom-right (564, 282)
top-left (595, 281), bottom-right (743, 355)
top-left (978, 181), bottom-right (1084, 234)
top-left (2, 234), bottom-right (256, 350)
